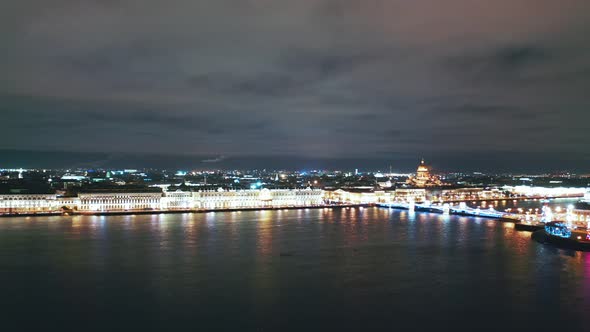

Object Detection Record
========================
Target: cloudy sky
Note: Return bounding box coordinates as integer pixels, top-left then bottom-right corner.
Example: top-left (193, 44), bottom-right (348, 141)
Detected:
top-left (1, 0), bottom-right (589, 171)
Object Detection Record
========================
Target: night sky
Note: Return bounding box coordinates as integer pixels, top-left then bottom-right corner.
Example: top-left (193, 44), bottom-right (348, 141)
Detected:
top-left (2, 1), bottom-right (589, 171)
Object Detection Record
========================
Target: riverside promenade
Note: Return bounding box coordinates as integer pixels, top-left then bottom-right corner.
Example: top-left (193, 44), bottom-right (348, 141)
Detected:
top-left (0, 203), bottom-right (370, 218)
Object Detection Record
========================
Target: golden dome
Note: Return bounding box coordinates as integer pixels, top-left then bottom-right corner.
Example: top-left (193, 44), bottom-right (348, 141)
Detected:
top-left (416, 159), bottom-right (430, 172)
top-left (417, 165), bottom-right (429, 172)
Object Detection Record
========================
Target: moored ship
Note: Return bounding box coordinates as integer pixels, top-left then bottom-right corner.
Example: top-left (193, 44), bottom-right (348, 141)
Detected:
top-left (532, 221), bottom-right (590, 251)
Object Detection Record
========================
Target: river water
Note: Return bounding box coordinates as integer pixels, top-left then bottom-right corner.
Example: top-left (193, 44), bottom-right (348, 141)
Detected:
top-left (1, 206), bottom-right (589, 331)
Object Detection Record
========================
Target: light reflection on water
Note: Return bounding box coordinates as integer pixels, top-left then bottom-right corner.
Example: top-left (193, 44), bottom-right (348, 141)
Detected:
top-left (0, 207), bottom-right (589, 331)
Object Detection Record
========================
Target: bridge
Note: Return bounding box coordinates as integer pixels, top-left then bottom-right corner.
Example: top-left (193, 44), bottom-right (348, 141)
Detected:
top-left (376, 200), bottom-right (582, 230)
top-left (377, 201), bottom-right (525, 220)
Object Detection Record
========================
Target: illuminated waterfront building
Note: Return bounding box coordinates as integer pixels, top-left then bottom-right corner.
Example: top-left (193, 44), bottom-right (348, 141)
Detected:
top-left (194, 188), bottom-right (324, 210)
top-left (572, 209), bottom-right (590, 224)
top-left (324, 188), bottom-right (428, 204)
top-left (436, 188), bottom-right (503, 202)
top-left (0, 188), bottom-right (325, 214)
top-left (325, 189), bottom-right (389, 204)
top-left (393, 189), bottom-right (427, 203)
top-left (162, 190), bottom-right (194, 210)
top-left (2, 185), bottom-right (584, 215)
top-left (77, 192), bottom-right (162, 212)
top-left (505, 186), bottom-right (585, 198)
top-left (0, 194), bottom-right (58, 214)
top-left (57, 197), bottom-right (80, 210)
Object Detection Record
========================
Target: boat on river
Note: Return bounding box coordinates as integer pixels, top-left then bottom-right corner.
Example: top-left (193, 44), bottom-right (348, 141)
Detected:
top-left (532, 221), bottom-right (590, 251)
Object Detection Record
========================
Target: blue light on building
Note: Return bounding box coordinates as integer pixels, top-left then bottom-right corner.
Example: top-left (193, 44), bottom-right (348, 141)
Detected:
top-left (545, 223), bottom-right (571, 238)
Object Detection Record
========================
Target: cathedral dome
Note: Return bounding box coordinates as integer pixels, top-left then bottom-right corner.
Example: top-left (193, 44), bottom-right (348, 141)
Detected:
top-left (416, 159), bottom-right (430, 173)
top-left (407, 158), bottom-right (442, 187)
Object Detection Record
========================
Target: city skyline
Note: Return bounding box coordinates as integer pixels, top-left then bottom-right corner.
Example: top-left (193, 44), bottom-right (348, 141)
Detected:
top-left (2, 1), bottom-right (590, 170)
top-left (4, 2), bottom-right (590, 330)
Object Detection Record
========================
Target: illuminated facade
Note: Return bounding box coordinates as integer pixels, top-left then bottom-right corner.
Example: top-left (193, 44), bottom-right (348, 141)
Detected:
top-left (324, 188), bottom-right (427, 204)
top-left (325, 189), bottom-right (389, 204)
top-left (194, 188), bottom-right (324, 209)
top-left (435, 188), bottom-right (503, 202)
top-left (504, 186), bottom-right (585, 198)
top-left (572, 209), bottom-right (590, 224)
top-left (0, 194), bottom-right (58, 214)
top-left (162, 190), bottom-right (194, 210)
top-left (0, 189), bottom-right (325, 214)
top-left (393, 189), bottom-right (427, 203)
top-left (406, 159), bottom-right (443, 187)
top-left (77, 192), bottom-right (162, 212)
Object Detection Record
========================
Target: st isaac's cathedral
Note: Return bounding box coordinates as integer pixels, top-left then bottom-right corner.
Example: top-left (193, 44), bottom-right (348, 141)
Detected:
top-left (406, 159), bottom-right (444, 187)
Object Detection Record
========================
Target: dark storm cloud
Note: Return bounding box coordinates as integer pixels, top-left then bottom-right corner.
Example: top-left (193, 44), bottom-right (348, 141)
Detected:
top-left (448, 45), bottom-right (551, 74)
top-left (1, 0), bottom-right (590, 170)
top-left (187, 72), bottom-right (301, 97)
top-left (495, 46), bottom-right (550, 68)
top-left (432, 103), bottom-right (533, 120)
top-left (1, 94), bottom-right (268, 134)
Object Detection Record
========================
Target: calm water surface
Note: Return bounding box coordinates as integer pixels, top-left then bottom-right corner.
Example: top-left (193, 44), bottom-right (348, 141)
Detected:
top-left (1, 207), bottom-right (589, 331)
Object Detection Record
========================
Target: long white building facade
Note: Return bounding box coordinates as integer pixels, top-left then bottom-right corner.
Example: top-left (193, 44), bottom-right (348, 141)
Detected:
top-left (0, 194), bottom-right (59, 214)
top-left (77, 192), bottom-right (162, 212)
top-left (193, 188), bottom-right (323, 210)
top-left (0, 188), bottom-right (325, 214)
